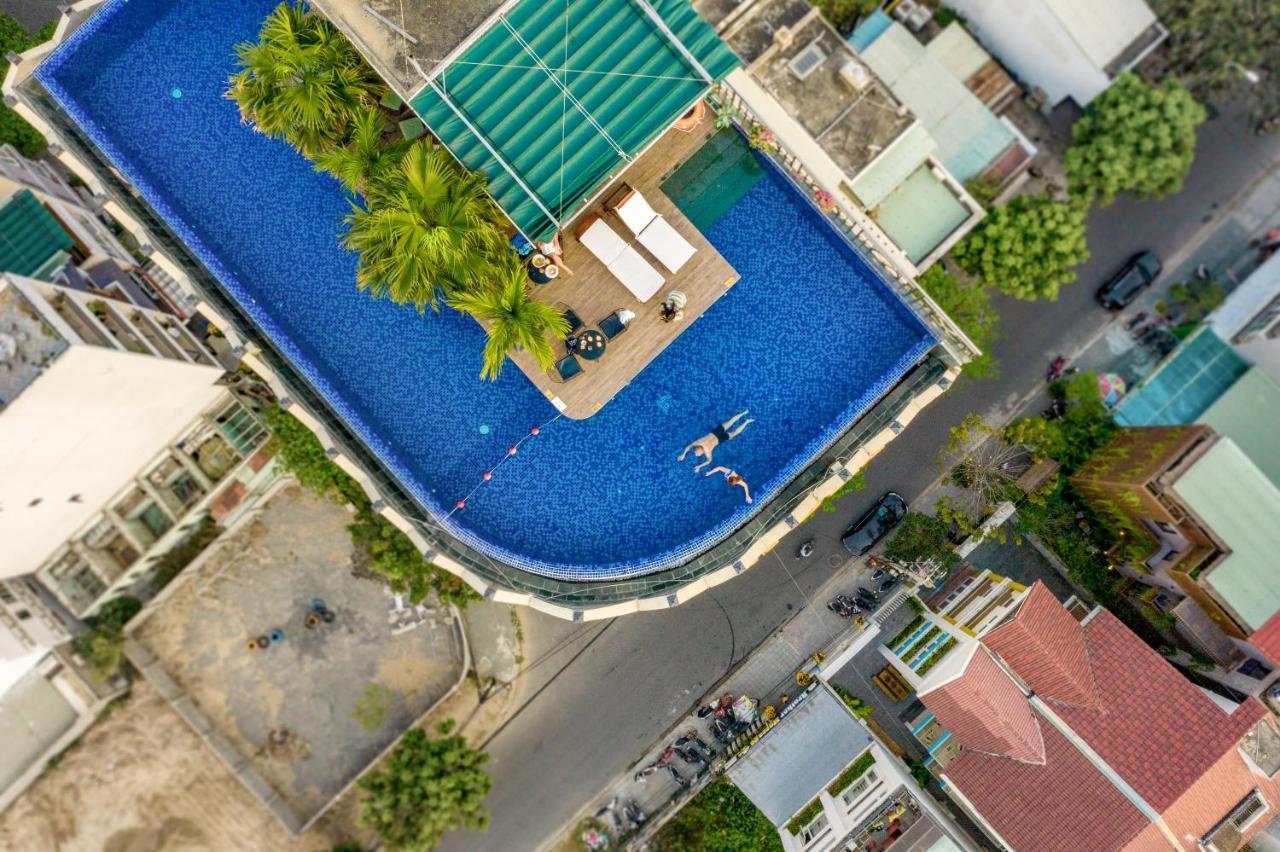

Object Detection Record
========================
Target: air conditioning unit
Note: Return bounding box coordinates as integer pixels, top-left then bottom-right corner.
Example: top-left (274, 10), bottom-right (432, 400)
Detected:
top-left (788, 41), bottom-right (827, 80)
top-left (893, 0), bottom-right (933, 31)
top-left (773, 25), bottom-right (793, 48)
top-left (838, 60), bottom-right (870, 91)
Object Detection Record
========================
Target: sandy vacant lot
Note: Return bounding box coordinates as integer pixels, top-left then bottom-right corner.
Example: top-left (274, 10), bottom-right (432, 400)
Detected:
top-left (0, 681), bottom-right (350, 852)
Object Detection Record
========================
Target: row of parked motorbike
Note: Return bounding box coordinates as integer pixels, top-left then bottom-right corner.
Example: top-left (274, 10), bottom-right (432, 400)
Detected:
top-left (828, 567), bottom-right (899, 618)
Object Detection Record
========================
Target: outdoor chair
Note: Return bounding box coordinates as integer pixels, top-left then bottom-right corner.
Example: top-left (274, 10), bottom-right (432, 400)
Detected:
top-left (554, 353), bottom-right (583, 382)
top-left (562, 307), bottom-right (583, 334)
top-left (609, 185), bottom-right (697, 273)
top-left (398, 116), bottom-right (426, 141)
top-left (598, 311), bottom-right (627, 340)
top-left (574, 214), bottom-right (664, 302)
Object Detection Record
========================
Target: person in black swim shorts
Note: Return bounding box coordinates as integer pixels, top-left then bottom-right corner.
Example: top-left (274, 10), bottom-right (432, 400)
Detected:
top-left (678, 409), bottom-right (753, 473)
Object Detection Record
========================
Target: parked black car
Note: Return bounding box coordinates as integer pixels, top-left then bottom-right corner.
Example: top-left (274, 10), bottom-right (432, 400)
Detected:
top-left (1097, 251), bottom-right (1162, 310)
top-left (878, 575), bottom-right (899, 594)
top-left (856, 587), bottom-right (879, 607)
top-left (842, 492), bottom-right (908, 555)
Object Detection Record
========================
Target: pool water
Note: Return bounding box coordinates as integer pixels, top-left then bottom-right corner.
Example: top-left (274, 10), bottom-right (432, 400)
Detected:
top-left (39, 0), bottom-right (934, 581)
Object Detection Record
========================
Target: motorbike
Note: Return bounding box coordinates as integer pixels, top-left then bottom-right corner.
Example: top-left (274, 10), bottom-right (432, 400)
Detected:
top-left (677, 732), bottom-right (716, 760)
top-left (666, 763), bottom-right (690, 788)
top-left (1046, 355), bottom-right (1067, 383)
top-left (798, 539), bottom-right (816, 558)
top-left (623, 801), bottom-right (646, 831)
top-left (1125, 311), bottom-right (1148, 331)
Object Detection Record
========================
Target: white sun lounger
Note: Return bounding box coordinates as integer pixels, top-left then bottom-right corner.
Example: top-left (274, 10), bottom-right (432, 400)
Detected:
top-left (576, 215), bottom-right (665, 303)
top-left (612, 187), bottom-right (697, 273)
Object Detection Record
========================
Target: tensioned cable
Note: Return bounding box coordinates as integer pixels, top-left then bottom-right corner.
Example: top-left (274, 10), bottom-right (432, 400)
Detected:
top-left (424, 74), bottom-right (561, 231)
top-left (499, 15), bottom-right (629, 162)
top-left (425, 57), bottom-right (705, 84)
top-left (626, 0), bottom-right (714, 85)
top-left (558, 0), bottom-right (570, 219)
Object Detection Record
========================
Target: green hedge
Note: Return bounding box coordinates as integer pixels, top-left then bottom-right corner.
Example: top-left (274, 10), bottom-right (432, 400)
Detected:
top-left (902, 626), bottom-right (941, 662)
top-left (916, 637), bottom-right (958, 676)
top-left (885, 614), bottom-right (925, 650)
top-left (786, 797), bottom-right (825, 836)
top-left (827, 752), bottom-right (876, 796)
top-left (653, 776), bottom-right (782, 851)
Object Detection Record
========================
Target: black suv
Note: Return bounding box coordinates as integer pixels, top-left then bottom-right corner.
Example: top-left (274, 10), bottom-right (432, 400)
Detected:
top-left (1097, 251), bottom-right (1161, 310)
top-left (842, 492), bottom-right (907, 556)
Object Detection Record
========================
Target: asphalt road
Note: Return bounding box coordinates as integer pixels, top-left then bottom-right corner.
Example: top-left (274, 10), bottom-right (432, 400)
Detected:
top-left (0, 0), bottom-right (57, 33)
top-left (445, 100), bottom-right (1280, 852)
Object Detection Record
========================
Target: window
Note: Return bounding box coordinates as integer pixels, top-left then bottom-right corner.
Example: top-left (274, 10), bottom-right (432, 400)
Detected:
top-left (0, 584), bottom-right (15, 604)
top-left (1228, 790), bottom-right (1267, 831)
top-left (168, 472), bottom-right (203, 508)
top-left (840, 769), bottom-right (880, 810)
top-left (799, 812), bottom-right (829, 846)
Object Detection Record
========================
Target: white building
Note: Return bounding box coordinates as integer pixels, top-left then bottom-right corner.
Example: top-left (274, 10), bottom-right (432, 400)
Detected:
top-left (1211, 251), bottom-right (1280, 385)
top-left (726, 682), bottom-right (978, 852)
top-left (0, 273), bottom-right (277, 621)
top-left (945, 0), bottom-right (1167, 108)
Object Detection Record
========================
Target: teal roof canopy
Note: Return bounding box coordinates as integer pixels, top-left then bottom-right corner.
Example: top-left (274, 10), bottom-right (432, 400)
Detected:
top-left (0, 190), bottom-right (75, 278)
top-left (1114, 327), bottom-right (1248, 427)
top-left (410, 0), bottom-right (739, 242)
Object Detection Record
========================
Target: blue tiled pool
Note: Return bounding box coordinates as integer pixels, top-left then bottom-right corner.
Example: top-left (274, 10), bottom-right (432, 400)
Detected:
top-left (39, 0), bottom-right (934, 581)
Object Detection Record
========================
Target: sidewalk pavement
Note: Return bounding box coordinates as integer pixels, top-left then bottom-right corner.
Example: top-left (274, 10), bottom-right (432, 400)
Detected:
top-left (544, 551), bottom-right (903, 850)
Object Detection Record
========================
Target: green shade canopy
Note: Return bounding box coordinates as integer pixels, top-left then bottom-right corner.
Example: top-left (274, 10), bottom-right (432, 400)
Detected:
top-left (0, 190), bottom-right (75, 278)
top-left (410, 0), bottom-right (739, 242)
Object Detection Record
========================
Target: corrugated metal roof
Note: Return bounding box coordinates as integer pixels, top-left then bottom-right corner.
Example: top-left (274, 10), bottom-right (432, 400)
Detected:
top-left (0, 190), bottom-right (75, 278)
top-left (410, 0), bottom-right (738, 241)
top-left (1197, 367), bottom-right (1280, 490)
top-left (858, 20), bottom-right (1016, 182)
top-left (727, 686), bottom-right (873, 827)
top-left (1173, 439), bottom-right (1280, 631)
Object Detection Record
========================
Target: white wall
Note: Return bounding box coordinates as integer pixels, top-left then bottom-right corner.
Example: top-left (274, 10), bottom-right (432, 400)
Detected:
top-left (1212, 253), bottom-right (1280, 385)
top-left (948, 0), bottom-right (1113, 106)
top-left (0, 346), bottom-right (224, 577)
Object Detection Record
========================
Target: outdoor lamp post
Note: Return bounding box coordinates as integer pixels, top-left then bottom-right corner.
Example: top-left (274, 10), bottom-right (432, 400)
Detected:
top-left (1226, 61), bottom-right (1262, 86)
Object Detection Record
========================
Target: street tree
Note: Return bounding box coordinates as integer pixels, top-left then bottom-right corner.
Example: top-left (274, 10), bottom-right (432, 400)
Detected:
top-left (1065, 73), bottom-right (1207, 205)
top-left (951, 193), bottom-right (1089, 301)
top-left (359, 722), bottom-right (491, 851)
top-left (1150, 0), bottom-right (1279, 118)
top-left (918, 265), bottom-right (999, 379)
top-left (883, 513), bottom-right (960, 569)
top-left (934, 414), bottom-right (1034, 538)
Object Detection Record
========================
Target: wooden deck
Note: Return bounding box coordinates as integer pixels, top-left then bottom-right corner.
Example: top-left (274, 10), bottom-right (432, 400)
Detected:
top-left (505, 116), bottom-right (739, 419)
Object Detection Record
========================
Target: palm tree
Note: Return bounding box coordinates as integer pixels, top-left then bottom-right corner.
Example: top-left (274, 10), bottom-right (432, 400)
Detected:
top-left (341, 140), bottom-right (508, 311)
top-left (313, 107), bottom-right (409, 194)
top-left (450, 261), bottom-right (569, 381)
top-left (227, 2), bottom-right (383, 157)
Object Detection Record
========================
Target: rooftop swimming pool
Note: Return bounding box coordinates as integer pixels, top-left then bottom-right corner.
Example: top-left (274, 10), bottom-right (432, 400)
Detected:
top-left (39, 0), bottom-right (934, 581)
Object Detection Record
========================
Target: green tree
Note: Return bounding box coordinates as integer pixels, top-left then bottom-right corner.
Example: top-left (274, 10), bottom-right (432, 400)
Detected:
top-left (227, 2), bottom-right (383, 156)
top-left (358, 722), bottom-right (491, 851)
top-left (343, 140), bottom-right (508, 312)
top-left (0, 16), bottom-right (56, 156)
top-left (449, 261), bottom-right (569, 381)
top-left (653, 776), bottom-right (782, 852)
top-left (934, 414), bottom-right (1035, 537)
top-left (1157, 276), bottom-right (1226, 322)
top-left (1065, 74), bottom-right (1206, 205)
top-left (962, 176), bottom-right (1000, 210)
top-left (1151, 0), bottom-right (1279, 118)
top-left (313, 107), bottom-right (410, 195)
top-left (951, 193), bottom-right (1089, 301)
top-left (883, 512), bottom-right (960, 569)
top-left (74, 596), bottom-right (142, 682)
top-left (261, 404), bottom-right (361, 500)
top-left (918, 265), bottom-right (999, 379)
top-left (348, 507), bottom-right (478, 608)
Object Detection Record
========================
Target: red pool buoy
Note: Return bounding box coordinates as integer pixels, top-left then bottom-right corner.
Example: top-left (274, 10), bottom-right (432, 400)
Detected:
top-left (530, 426), bottom-right (540, 435)
top-left (482, 471), bottom-right (492, 481)
top-left (456, 499), bottom-right (466, 509)
top-left (508, 446), bottom-right (517, 455)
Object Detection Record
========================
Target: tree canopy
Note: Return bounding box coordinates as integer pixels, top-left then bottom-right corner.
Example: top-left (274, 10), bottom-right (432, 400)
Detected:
top-left (1065, 73), bottom-right (1206, 205)
top-left (883, 513), bottom-right (959, 569)
top-left (359, 723), bottom-right (491, 851)
top-left (0, 16), bottom-right (55, 156)
top-left (1151, 0), bottom-right (1279, 118)
top-left (918, 265), bottom-right (999, 379)
top-left (227, 2), bottom-right (383, 156)
top-left (951, 193), bottom-right (1089, 301)
top-left (652, 776), bottom-right (782, 852)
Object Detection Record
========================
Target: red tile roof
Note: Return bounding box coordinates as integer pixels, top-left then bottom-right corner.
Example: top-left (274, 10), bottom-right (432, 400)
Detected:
top-left (1249, 610), bottom-right (1280, 667)
top-left (984, 582), bottom-right (1100, 709)
top-left (1047, 606), bottom-right (1266, 811)
top-left (921, 645), bottom-right (1046, 764)
top-left (942, 714), bottom-right (1149, 852)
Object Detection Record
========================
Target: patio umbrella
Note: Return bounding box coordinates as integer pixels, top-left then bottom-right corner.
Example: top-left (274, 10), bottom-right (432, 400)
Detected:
top-left (1099, 372), bottom-right (1127, 407)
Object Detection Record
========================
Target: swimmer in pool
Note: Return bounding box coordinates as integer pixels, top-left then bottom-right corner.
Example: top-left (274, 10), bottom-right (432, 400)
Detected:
top-left (706, 466), bottom-right (752, 504)
top-left (678, 409), bottom-right (754, 473)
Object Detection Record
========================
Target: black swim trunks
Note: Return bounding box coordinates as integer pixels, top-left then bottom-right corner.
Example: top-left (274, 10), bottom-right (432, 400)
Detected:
top-left (711, 424), bottom-right (731, 443)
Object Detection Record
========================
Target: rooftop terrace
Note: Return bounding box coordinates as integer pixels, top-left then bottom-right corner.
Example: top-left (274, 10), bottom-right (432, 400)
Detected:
top-left (0, 279), bottom-right (68, 410)
top-left (308, 0), bottom-right (506, 95)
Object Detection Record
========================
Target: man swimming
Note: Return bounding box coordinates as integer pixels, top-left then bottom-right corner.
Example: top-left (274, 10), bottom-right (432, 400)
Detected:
top-left (706, 466), bottom-right (752, 504)
top-left (678, 409), bottom-right (754, 472)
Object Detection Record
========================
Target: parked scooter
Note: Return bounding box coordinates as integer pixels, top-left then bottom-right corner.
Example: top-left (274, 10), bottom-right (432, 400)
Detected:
top-left (1125, 311), bottom-right (1148, 331)
top-left (666, 763), bottom-right (690, 788)
top-left (677, 732), bottom-right (716, 760)
top-left (623, 801), bottom-right (646, 831)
